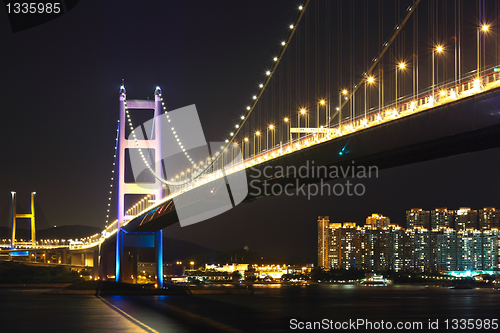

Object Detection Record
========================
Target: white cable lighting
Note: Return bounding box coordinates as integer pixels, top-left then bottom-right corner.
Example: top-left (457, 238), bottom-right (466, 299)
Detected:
top-left (122, 90), bottom-right (215, 187)
top-left (213, 2), bottom-right (309, 166)
top-left (116, 2), bottom-right (310, 195)
top-left (104, 120), bottom-right (120, 227)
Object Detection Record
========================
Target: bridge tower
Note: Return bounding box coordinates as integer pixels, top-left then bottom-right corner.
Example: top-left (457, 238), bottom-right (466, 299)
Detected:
top-left (111, 85), bottom-right (164, 287)
top-left (10, 192), bottom-right (36, 249)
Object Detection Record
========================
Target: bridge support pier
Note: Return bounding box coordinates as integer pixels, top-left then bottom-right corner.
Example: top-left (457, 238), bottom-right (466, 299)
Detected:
top-left (155, 230), bottom-right (163, 288)
top-left (98, 240), bottom-right (115, 280)
top-left (113, 85), bottom-right (164, 287)
top-left (113, 230), bottom-right (163, 287)
top-left (56, 250), bottom-right (67, 264)
top-left (10, 192), bottom-right (36, 249)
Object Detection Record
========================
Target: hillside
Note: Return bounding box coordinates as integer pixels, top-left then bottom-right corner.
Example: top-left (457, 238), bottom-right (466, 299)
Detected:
top-left (0, 225), bottom-right (102, 240)
top-left (0, 226), bottom-right (285, 265)
top-left (0, 225), bottom-right (220, 264)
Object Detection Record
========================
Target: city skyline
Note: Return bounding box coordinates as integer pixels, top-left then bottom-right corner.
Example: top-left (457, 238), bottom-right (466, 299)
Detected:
top-left (3, 1), bottom-right (500, 331)
top-left (1, 0), bottom-right (500, 263)
top-left (318, 217), bottom-right (500, 273)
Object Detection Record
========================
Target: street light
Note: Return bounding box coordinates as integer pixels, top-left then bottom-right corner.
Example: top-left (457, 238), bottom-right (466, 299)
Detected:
top-left (339, 89), bottom-right (348, 128)
top-left (432, 46), bottom-right (443, 100)
top-left (478, 24), bottom-right (489, 82)
top-left (267, 125), bottom-right (275, 150)
top-left (253, 131), bottom-right (258, 157)
top-left (298, 109), bottom-right (306, 140)
top-left (244, 137), bottom-right (249, 158)
top-left (255, 131), bottom-right (260, 153)
top-left (269, 125), bottom-right (276, 147)
top-left (365, 76), bottom-right (374, 120)
top-left (318, 100), bottom-right (325, 129)
top-left (395, 63), bottom-right (405, 110)
top-left (284, 117), bottom-right (290, 144)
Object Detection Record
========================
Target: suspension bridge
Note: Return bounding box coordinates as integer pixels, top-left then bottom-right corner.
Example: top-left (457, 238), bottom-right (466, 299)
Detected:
top-left (2, 0), bottom-right (500, 287)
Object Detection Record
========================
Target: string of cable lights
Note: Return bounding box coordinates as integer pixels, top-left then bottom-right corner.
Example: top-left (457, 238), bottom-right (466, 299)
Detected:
top-left (104, 120), bottom-right (119, 227)
top-left (213, 2), bottom-right (310, 164)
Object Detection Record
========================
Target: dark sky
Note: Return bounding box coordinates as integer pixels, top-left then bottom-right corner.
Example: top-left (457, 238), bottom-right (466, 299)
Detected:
top-left (1, 1), bottom-right (499, 263)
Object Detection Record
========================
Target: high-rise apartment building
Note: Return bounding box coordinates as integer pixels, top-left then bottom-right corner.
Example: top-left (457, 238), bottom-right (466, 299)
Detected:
top-left (317, 216), bottom-right (330, 268)
top-left (479, 207), bottom-right (499, 230)
top-left (435, 228), bottom-right (457, 271)
top-left (430, 208), bottom-right (454, 229)
top-left (366, 213), bottom-right (390, 228)
top-left (454, 207), bottom-right (478, 231)
top-left (327, 223), bottom-right (359, 270)
top-left (482, 229), bottom-right (499, 269)
top-left (406, 208), bottom-right (430, 229)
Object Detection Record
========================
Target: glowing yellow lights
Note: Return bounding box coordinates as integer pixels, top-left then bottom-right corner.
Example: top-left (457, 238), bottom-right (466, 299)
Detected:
top-left (299, 5), bottom-right (303, 10)
top-left (256, 131), bottom-right (261, 136)
top-left (342, 89), bottom-right (348, 95)
top-left (273, 57), bottom-right (278, 62)
top-left (190, 261), bottom-right (195, 265)
top-left (266, 71), bottom-right (271, 76)
top-left (482, 25), bottom-right (489, 32)
top-left (281, 41), bottom-right (286, 46)
top-left (440, 90), bottom-right (446, 97)
top-left (367, 76), bottom-right (374, 83)
top-left (284, 117), bottom-right (289, 122)
top-left (269, 125), bottom-right (274, 130)
top-left (436, 46), bottom-right (443, 52)
top-left (244, 137), bottom-right (249, 142)
top-left (398, 62), bottom-right (406, 69)
top-left (289, 25), bottom-right (294, 29)
top-left (320, 100), bottom-right (326, 105)
top-left (300, 109), bottom-right (306, 114)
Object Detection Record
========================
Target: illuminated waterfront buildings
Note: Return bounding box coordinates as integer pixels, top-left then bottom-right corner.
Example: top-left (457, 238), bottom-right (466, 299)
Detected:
top-left (318, 210), bottom-right (500, 272)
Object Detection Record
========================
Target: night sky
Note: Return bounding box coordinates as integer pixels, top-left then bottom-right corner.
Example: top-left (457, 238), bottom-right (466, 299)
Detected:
top-left (1, 1), bottom-right (500, 262)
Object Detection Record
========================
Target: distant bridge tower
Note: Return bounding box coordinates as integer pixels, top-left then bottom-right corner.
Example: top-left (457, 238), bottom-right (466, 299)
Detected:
top-left (113, 85), bottom-right (164, 287)
top-left (10, 192), bottom-right (36, 249)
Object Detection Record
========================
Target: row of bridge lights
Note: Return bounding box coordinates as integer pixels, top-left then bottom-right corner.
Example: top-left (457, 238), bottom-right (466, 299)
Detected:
top-left (228, 15), bottom-right (491, 156)
top-left (105, 120), bottom-right (119, 226)
top-left (233, 24), bottom-right (490, 159)
top-left (234, 99), bottom-right (329, 159)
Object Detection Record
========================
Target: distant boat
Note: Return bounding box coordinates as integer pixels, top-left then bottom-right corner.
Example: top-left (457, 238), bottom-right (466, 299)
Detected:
top-left (361, 273), bottom-right (387, 285)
